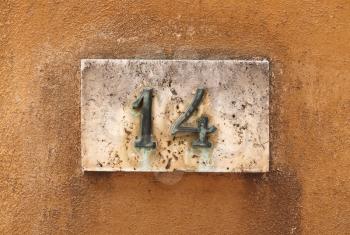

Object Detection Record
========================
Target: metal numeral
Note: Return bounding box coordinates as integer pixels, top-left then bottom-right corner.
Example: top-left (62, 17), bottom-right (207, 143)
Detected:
top-left (171, 88), bottom-right (216, 147)
top-left (132, 88), bottom-right (156, 148)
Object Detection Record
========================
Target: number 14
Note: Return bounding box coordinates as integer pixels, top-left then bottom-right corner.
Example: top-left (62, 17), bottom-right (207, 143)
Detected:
top-left (133, 88), bottom-right (216, 149)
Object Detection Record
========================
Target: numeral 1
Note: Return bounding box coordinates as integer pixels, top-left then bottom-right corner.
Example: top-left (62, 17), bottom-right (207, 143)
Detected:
top-left (171, 88), bottom-right (216, 147)
top-left (132, 88), bottom-right (156, 148)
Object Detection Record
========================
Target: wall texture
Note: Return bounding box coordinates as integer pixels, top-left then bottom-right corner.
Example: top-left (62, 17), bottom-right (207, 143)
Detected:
top-left (0, 0), bottom-right (349, 234)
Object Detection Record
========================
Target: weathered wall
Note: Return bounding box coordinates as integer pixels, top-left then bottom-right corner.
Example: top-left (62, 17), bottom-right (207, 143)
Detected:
top-left (0, 0), bottom-right (349, 234)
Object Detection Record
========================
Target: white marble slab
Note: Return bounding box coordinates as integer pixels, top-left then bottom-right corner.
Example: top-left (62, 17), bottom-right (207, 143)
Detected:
top-left (81, 59), bottom-right (269, 172)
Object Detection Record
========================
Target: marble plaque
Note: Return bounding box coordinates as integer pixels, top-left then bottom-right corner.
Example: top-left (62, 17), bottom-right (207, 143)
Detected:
top-left (81, 59), bottom-right (269, 172)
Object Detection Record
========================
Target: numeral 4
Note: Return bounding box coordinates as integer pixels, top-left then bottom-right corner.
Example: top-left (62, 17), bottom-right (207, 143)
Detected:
top-left (171, 88), bottom-right (216, 147)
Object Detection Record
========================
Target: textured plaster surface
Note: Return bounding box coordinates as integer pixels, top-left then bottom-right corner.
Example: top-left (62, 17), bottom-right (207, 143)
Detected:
top-left (81, 59), bottom-right (269, 172)
top-left (0, 0), bottom-right (349, 234)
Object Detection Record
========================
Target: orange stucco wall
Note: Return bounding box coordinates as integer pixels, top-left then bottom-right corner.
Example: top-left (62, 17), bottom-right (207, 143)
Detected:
top-left (0, 1), bottom-right (349, 234)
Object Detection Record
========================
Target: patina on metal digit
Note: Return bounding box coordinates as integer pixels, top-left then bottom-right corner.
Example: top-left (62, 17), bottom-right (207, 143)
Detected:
top-left (132, 88), bottom-right (156, 148)
top-left (171, 88), bottom-right (216, 147)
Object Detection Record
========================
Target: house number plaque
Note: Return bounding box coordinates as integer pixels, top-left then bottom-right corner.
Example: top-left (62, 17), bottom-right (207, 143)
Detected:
top-left (81, 59), bottom-right (269, 172)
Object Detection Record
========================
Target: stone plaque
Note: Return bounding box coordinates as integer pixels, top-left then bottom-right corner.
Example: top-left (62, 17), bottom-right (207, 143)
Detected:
top-left (81, 59), bottom-right (269, 172)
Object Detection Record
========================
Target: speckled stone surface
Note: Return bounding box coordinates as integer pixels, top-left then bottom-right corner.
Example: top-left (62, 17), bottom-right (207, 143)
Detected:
top-left (81, 59), bottom-right (269, 172)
